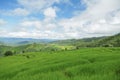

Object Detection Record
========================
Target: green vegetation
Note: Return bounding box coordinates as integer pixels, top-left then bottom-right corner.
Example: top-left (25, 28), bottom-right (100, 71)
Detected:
top-left (0, 45), bottom-right (13, 56)
top-left (4, 51), bottom-right (13, 56)
top-left (0, 48), bottom-right (120, 80)
top-left (0, 43), bottom-right (75, 56)
top-left (0, 33), bottom-right (120, 80)
top-left (0, 33), bottom-right (120, 56)
top-left (52, 33), bottom-right (120, 47)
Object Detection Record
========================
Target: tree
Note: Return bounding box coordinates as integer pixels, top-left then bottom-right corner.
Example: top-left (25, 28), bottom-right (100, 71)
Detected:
top-left (65, 48), bottom-right (67, 51)
top-left (76, 46), bottom-right (79, 49)
top-left (101, 44), bottom-right (113, 47)
top-left (4, 51), bottom-right (13, 56)
top-left (51, 49), bottom-right (56, 51)
top-left (115, 39), bottom-right (120, 47)
top-left (22, 50), bottom-right (25, 53)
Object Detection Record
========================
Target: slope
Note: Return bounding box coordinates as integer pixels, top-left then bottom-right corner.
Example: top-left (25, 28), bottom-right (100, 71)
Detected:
top-left (0, 48), bottom-right (120, 80)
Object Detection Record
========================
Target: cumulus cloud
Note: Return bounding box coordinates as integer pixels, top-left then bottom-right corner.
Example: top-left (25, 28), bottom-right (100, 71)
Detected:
top-left (82, 0), bottom-right (120, 34)
top-left (19, 19), bottom-right (57, 31)
top-left (1, 0), bottom-right (61, 17)
top-left (1, 8), bottom-right (30, 16)
top-left (17, 0), bottom-right (60, 11)
top-left (0, 0), bottom-right (120, 39)
top-left (17, 0), bottom-right (70, 16)
top-left (10, 8), bottom-right (30, 16)
top-left (20, 20), bottom-right (42, 29)
top-left (56, 0), bottom-right (120, 38)
top-left (0, 19), bottom-right (6, 26)
top-left (43, 7), bottom-right (57, 18)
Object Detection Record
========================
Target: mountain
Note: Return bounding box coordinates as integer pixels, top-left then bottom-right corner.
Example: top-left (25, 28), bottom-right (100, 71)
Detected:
top-left (91, 33), bottom-right (120, 47)
top-left (0, 33), bottom-right (120, 49)
top-left (17, 41), bottom-right (30, 44)
top-left (0, 41), bottom-right (4, 45)
top-left (0, 33), bottom-right (119, 56)
top-left (0, 37), bottom-right (57, 46)
top-left (51, 33), bottom-right (120, 47)
top-left (51, 37), bottom-right (105, 46)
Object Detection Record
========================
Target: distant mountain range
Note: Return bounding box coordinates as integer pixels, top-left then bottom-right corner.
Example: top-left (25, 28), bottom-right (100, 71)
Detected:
top-left (0, 37), bottom-right (57, 45)
top-left (0, 33), bottom-right (120, 55)
top-left (51, 33), bottom-right (120, 47)
top-left (0, 33), bottom-right (120, 47)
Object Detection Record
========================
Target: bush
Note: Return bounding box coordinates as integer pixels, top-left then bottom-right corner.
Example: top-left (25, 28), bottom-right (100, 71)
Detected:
top-left (76, 46), bottom-right (79, 49)
top-left (22, 50), bottom-right (25, 53)
top-left (101, 44), bottom-right (113, 47)
top-left (65, 48), bottom-right (67, 50)
top-left (4, 51), bottom-right (13, 56)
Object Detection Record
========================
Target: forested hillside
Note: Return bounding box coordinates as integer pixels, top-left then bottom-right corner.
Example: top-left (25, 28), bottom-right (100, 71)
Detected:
top-left (52, 33), bottom-right (120, 47)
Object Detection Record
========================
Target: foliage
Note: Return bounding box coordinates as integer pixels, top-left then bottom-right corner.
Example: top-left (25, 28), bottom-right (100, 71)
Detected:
top-left (0, 48), bottom-right (120, 80)
top-left (4, 51), bottom-right (13, 56)
top-left (52, 33), bottom-right (120, 47)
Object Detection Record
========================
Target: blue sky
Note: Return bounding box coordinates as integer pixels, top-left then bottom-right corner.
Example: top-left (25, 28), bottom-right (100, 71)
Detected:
top-left (0, 0), bottom-right (120, 39)
top-left (0, 0), bottom-right (86, 18)
top-left (0, 0), bottom-right (17, 9)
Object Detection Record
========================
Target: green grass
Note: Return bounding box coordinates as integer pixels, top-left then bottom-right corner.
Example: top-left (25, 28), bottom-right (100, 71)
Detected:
top-left (0, 47), bottom-right (120, 80)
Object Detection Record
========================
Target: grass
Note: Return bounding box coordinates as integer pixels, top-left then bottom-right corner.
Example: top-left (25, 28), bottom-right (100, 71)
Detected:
top-left (0, 47), bottom-right (120, 80)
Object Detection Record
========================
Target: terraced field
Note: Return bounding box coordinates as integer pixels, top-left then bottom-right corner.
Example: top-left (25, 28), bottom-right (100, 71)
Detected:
top-left (0, 48), bottom-right (120, 80)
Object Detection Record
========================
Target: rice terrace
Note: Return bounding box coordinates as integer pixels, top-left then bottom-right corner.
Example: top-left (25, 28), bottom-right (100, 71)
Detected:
top-left (0, 0), bottom-right (120, 80)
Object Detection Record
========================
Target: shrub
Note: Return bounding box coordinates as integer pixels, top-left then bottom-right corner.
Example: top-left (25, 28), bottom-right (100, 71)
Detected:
top-left (76, 46), bottom-right (79, 49)
top-left (4, 51), bottom-right (13, 56)
top-left (101, 44), bottom-right (113, 47)
top-left (65, 48), bottom-right (67, 51)
top-left (22, 50), bottom-right (25, 53)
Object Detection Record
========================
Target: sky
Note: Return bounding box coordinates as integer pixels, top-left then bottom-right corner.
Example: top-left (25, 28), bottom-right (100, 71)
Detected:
top-left (0, 0), bottom-right (120, 39)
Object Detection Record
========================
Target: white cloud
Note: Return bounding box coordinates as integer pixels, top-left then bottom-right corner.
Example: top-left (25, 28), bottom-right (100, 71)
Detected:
top-left (0, 19), bottom-right (6, 26)
top-left (17, 0), bottom-right (69, 17)
top-left (1, 8), bottom-right (30, 16)
top-left (1, 0), bottom-right (61, 17)
top-left (82, 0), bottom-right (120, 34)
top-left (1, 0), bottom-right (120, 39)
top-left (19, 19), bottom-right (57, 31)
top-left (17, 0), bottom-right (71, 11)
top-left (43, 7), bottom-right (57, 18)
top-left (20, 20), bottom-right (42, 29)
top-left (56, 0), bottom-right (120, 38)
top-left (11, 8), bottom-right (30, 16)
top-left (17, 0), bottom-right (60, 11)
top-left (82, 0), bottom-right (120, 19)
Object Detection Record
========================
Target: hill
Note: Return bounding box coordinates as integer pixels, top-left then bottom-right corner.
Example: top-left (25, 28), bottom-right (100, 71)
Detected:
top-left (51, 33), bottom-right (120, 47)
top-left (91, 33), bottom-right (120, 47)
top-left (0, 37), bottom-right (56, 46)
top-left (0, 45), bottom-right (13, 56)
top-left (0, 48), bottom-right (120, 80)
top-left (0, 33), bottom-right (120, 56)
